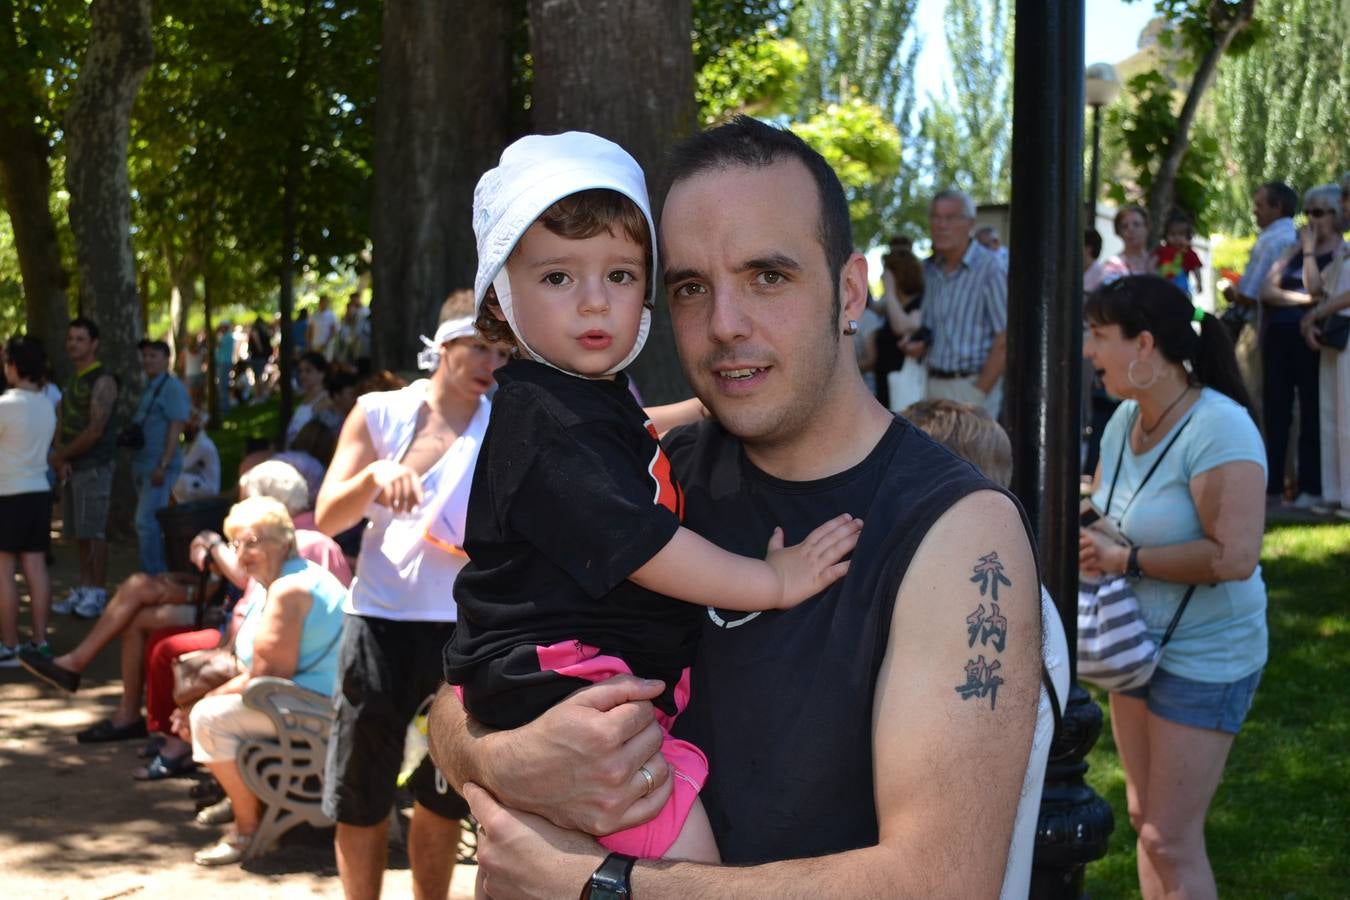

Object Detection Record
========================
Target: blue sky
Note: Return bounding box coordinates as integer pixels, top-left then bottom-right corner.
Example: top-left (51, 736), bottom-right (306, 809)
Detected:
top-left (912, 0), bottom-right (1159, 102)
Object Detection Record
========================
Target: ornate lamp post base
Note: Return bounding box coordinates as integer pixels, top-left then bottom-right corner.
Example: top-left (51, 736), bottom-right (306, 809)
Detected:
top-left (1031, 683), bottom-right (1116, 898)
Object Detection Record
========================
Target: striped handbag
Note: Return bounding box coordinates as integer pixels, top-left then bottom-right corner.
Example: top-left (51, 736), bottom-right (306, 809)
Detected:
top-left (1077, 576), bottom-right (1194, 692)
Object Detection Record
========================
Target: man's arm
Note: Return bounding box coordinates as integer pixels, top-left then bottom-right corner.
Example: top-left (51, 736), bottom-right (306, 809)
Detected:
top-left (152, 418), bottom-right (187, 485)
top-left (465, 490), bottom-right (1042, 899)
top-left (426, 677), bottom-right (674, 834)
top-left (975, 266), bottom-right (1009, 394)
top-left (314, 403), bottom-right (423, 532)
top-left (975, 331), bottom-right (1007, 395)
top-left (1259, 246), bottom-right (1314, 307)
top-left (50, 373), bottom-right (116, 465)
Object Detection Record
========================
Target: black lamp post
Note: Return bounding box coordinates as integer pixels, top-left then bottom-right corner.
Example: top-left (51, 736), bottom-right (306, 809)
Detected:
top-left (1008, 6), bottom-right (1116, 898)
top-left (1085, 62), bottom-right (1121, 226)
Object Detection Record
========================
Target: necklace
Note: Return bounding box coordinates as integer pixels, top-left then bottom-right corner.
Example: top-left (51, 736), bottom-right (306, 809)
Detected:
top-left (1139, 385), bottom-right (1191, 443)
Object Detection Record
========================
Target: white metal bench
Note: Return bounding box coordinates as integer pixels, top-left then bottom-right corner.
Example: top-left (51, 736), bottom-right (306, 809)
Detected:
top-left (236, 676), bottom-right (336, 859)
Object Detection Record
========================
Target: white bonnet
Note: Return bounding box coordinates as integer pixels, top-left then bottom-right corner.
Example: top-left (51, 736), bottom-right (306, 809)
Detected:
top-left (471, 132), bottom-right (657, 375)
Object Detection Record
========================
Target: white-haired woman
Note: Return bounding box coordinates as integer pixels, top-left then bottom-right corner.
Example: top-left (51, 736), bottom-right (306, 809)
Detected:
top-left (189, 496), bottom-right (346, 865)
top-left (1260, 182), bottom-right (1345, 507)
top-left (1299, 176), bottom-right (1350, 518)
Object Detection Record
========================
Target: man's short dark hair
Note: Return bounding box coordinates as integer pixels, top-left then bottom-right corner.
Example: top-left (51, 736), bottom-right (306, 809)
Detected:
top-left (1259, 181), bottom-right (1298, 218)
top-left (667, 115), bottom-right (853, 287)
top-left (69, 316), bottom-right (99, 341)
top-left (1085, 228), bottom-right (1103, 260)
top-left (4, 335), bottom-right (47, 383)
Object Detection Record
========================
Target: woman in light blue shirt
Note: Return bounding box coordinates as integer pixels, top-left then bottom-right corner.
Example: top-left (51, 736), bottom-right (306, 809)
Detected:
top-left (1081, 275), bottom-right (1266, 900)
top-left (187, 496), bottom-right (345, 865)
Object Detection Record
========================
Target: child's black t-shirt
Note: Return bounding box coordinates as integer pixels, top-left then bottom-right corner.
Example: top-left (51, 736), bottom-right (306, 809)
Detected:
top-left (444, 359), bottom-right (700, 728)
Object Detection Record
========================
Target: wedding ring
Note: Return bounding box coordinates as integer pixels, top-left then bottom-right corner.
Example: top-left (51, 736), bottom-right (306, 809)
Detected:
top-left (638, 765), bottom-right (655, 796)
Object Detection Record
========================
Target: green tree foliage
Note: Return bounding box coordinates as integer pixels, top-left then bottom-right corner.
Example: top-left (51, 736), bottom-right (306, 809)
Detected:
top-left (1104, 70), bottom-right (1224, 233)
top-left (793, 97), bottom-right (903, 238)
top-left (695, 28), bottom-right (806, 125)
top-left (788, 0), bottom-right (919, 121)
top-left (1207, 0), bottom-right (1350, 235)
top-left (691, 0), bottom-right (918, 247)
top-left (1122, 0), bottom-right (1258, 242)
top-left (690, 0), bottom-right (791, 69)
top-left (131, 0), bottom-right (379, 301)
top-left (918, 0), bottom-right (1013, 204)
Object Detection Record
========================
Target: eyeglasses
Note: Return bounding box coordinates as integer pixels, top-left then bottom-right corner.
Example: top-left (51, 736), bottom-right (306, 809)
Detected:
top-left (1307, 208), bottom-right (1333, 218)
top-left (229, 535), bottom-right (265, 552)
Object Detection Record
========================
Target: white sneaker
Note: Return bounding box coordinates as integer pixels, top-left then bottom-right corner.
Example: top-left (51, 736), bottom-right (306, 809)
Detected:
top-left (0, 645), bottom-right (20, 668)
top-left (52, 587), bottom-right (87, 615)
top-left (1286, 493), bottom-right (1322, 510)
top-left (73, 588), bottom-right (109, 620)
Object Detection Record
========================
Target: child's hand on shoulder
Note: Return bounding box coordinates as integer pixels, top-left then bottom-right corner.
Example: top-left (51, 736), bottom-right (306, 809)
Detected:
top-left (765, 513), bottom-right (864, 608)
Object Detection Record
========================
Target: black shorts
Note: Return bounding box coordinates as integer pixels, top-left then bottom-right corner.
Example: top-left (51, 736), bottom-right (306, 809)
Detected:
top-left (322, 615), bottom-right (469, 826)
top-left (0, 491), bottom-right (52, 554)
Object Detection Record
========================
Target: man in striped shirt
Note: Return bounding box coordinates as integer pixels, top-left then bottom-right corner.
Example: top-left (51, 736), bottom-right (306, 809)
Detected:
top-left (919, 190), bottom-right (1008, 417)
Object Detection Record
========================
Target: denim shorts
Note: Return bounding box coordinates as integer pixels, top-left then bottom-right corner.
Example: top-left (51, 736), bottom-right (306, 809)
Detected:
top-left (1118, 666), bottom-right (1263, 734)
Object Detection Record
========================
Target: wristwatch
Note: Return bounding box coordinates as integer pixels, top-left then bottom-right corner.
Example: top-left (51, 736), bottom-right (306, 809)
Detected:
top-left (1125, 545), bottom-right (1143, 582)
top-left (582, 852), bottom-right (637, 899)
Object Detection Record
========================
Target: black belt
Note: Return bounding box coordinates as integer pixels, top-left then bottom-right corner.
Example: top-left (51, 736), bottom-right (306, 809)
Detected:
top-left (928, 368), bottom-right (978, 379)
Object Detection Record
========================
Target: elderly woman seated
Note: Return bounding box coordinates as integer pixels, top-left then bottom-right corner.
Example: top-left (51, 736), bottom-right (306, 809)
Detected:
top-left (189, 495), bottom-right (345, 866)
top-left (19, 460), bottom-right (349, 752)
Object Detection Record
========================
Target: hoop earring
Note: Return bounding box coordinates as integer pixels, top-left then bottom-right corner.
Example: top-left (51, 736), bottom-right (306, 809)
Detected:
top-left (1127, 358), bottom-right (1157, 390)
top-left (843, 320), bottom-right (859, 336)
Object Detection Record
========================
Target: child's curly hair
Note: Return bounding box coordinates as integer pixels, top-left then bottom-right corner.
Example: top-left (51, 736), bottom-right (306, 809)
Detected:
top-left (476, 189), bottom-right (652, 350)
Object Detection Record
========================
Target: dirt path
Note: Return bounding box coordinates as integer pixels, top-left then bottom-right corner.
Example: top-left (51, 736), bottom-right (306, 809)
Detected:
top-left (0, 539), bottom-right (476, 898)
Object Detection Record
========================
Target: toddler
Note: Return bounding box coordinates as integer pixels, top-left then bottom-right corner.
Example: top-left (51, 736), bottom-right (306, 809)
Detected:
top-left (1152, 212), bottom-right (1203, 297)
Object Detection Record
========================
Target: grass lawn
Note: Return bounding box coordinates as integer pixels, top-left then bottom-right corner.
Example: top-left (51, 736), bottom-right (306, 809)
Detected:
top-left (1082, 522), bottom-right (1350, 899)
top-left (208, 396), bottom-right (281, 483)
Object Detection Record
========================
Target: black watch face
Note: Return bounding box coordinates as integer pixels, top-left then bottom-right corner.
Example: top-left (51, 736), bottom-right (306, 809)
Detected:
top-left (589, 885), bottom-right (627, 900)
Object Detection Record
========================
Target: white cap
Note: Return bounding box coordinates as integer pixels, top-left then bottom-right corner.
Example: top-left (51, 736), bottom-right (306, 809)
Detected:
top-left (417, 316), bottom-right (477, 371)
top-left (472, 132), bottom-right (656, 377)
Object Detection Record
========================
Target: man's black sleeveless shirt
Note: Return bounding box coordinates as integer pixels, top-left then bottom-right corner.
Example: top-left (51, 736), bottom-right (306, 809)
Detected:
top-left (665, 416), bottom-right (996, 865)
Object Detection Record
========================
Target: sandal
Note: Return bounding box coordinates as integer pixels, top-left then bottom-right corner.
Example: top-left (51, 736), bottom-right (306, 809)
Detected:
top-left (195, 797), bottom-right (234, 826)
top-left (193, 830), bottom-right (252, 866)
top-left (76, 717), bottom-right (149, 744)
top-left (133, 752), bottom-right (198, 781)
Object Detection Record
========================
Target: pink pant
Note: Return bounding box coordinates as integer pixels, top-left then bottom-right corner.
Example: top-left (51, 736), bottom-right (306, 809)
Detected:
top-left (144, 626), bottom-right (222, 734)
top-left (535, 641), bottom-right (708, 859)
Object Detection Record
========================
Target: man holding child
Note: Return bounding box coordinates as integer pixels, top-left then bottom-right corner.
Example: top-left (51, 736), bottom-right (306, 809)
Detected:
top-left (428, 117), bottom-right (1066, 899)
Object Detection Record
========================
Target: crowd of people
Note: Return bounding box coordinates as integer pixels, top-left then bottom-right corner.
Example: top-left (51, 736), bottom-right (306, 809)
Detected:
top-left (0, 115), bottom-right (1343, 899)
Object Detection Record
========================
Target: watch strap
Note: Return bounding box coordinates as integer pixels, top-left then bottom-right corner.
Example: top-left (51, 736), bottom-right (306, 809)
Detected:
top-left (1126, 544), bottom-right (1142, 581)
top-left (583, 852), bottom-right (637, 899)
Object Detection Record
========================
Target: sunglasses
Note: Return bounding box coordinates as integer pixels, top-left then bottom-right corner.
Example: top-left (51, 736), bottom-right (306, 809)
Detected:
top-left (1307, 208), bottom-right (1333, 218)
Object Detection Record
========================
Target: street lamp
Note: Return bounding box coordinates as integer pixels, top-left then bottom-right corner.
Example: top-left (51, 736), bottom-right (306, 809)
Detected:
top-left (1084, 62), bottom-right (1121, 227)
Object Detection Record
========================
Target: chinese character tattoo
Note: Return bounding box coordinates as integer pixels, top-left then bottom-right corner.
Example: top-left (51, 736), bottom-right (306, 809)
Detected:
top-left (954, 655), bottom-right (1004, 709)
top-left (956, 551), bottom-right (1012, 710)
top-left (969, 551), bottom-right (1012, 601)
top-left (965, 602), bottom-right (1008, 653)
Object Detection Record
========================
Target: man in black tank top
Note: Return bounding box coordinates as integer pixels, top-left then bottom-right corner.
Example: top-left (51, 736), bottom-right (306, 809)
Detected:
top-left (428, 118), bottom-right (1057, 899)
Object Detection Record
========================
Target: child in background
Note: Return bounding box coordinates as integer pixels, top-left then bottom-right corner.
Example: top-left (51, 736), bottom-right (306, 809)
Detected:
top-left (1152, 212), bottom-right (1204, 297)
top-left (443, 132), bottom-right (862, 863)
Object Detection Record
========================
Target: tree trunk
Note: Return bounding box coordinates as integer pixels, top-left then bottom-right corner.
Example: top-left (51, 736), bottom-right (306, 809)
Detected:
top-left (1145, 0), bottom-right (1257, 243)
top-left (0, 100), bottom-right (71, 380)
top-left (370, 0), bottom-right (516, 372)
top-left (64, 0), bottom-right (154, 390)
top-left (528, 0), bottom-right (699, 403)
